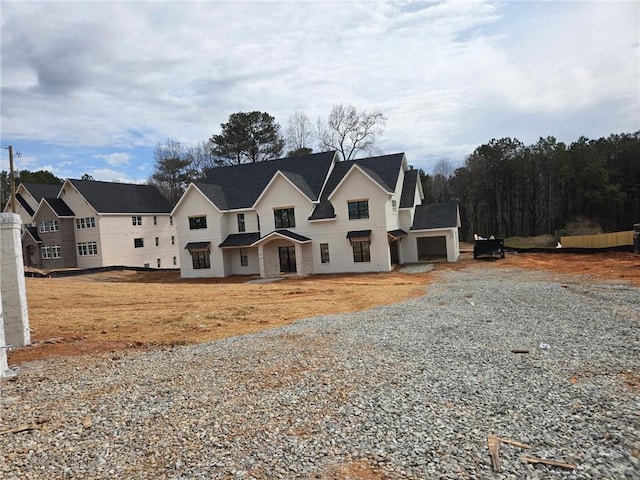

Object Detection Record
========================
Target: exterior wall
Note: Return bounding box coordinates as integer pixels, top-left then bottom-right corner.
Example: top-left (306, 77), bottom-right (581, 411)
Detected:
top-left (59, 185), bottom-right (103, 268)
top-left (33, 205), bottom-right (77, 270)
top-left (22, 235), bottom-right (41, 268)
top-left (224, 247), bottom-right (260, 275)
top-left (174, 191), bottom-right (225, 278)
top-left (254, 175), bottom-right (314, 233)
top-left (99, 214), bottom-right (178, 268)
top-left (307, 168), bottom-right (393, 273)
top-left (0, 213), bottom-right (30, 352)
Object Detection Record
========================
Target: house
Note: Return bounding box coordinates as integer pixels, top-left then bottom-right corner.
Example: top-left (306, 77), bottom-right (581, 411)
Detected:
top-left (56, 179), bottom-right (179, 269)
top-left (3, 182), bottom-right (62, 228)
top-left (8, 180), bottom-right (179, 270)
top-left (22, 197), bottom-right (77, 269)
top-left (172, 151), bottom-right (460, 278)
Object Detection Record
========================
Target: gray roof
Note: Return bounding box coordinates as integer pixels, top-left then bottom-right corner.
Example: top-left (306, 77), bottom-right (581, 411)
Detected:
top-left (15, 193), bottom-right (35, 216)
top-left (347, 229), bottom-right (372, 239)
top-left (185, 241), bottom-right (211, 250)
top-left (411, 201), bottom-right (459, 230)
top-left (68, 179), bottom-right (172, 214)
top-left (387, 229), bottom-right (408, 239)
top-left (260, 229), bottom-right (312, 243)
top-left (309, 153), bottom-right (405, 220)
top-left (20, 183), bottom-right (62, 201)
top-left (42, 198), bottom-right (75, 217)
top-left (399, 169), bottom-right (419, 208)
top-left (199, 151), bottom-right (336, 210)
top-left (219, 233), bottom-right (261, 248)
top-left (23, 226), bottom-right (41, 243)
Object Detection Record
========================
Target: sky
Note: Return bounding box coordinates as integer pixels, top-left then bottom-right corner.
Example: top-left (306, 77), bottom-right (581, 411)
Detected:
top-left (1, 0), bottom-right (638, 184)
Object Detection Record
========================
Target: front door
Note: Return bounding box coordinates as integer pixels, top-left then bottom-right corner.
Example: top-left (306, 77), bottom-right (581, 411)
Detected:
top-left (279, 246), bottom-right (296, 273)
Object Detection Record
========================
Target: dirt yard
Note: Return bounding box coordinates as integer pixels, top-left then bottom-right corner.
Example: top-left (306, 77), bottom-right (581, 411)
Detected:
top-left (8, 251), bottom-right (639, 365)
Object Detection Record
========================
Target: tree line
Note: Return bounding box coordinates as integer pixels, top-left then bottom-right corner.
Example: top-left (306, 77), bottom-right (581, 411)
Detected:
top-left (420, 132), bottom-right (639, 241)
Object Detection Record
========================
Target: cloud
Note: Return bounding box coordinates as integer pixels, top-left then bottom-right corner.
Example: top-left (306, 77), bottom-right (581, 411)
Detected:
top-left (1, 0), bottom-right (638, 180)
top-left (93, 152), bottom-right (131, 167)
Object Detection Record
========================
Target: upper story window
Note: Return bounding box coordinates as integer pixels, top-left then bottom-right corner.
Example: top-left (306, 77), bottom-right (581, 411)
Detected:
top-left (274, 208), bottom-right (295, 229)
top-left (169, 216), bottom-right (173, 226)
top-left (153, 216), bottom-right (158, 225)
top-left (76, 217), bottom-right (96, 229)
top-left (39, 220), bottom-right (59, 233)
top-left (134, 238), bottom-right (144, 248)
top-left (237, 213), bottom-right (246, 232)
top-left (348, 200), bottom-right (369, 220)
top-left (189, 216), bottom-right (207, 230)
top-left (392, 200), bottom-right (398, 214)
top-left (132, 216), bottom-right (142, 226)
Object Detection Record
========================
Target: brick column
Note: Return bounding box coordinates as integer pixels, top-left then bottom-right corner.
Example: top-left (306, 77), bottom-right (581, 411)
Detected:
top-left (1, 213), bottom-right (31, 351)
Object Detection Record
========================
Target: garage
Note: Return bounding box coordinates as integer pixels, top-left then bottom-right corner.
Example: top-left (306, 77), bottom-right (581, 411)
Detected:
top-left (417, 235), bottom-right (448, 261)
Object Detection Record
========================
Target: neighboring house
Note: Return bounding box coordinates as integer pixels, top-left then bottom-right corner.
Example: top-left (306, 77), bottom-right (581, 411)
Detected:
top-left (3, 182), bottom-right (62, 228)
top-left (57, 179), bottom-right (179, 269)
top-left (172, 151), bottom-right (460, 279)
top-left (22, 197), bottom-right (77, 269)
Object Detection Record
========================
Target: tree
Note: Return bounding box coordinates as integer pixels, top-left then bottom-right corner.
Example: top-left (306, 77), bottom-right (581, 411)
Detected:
top-left (16, 169), bottom-right (63, 185)
top-left (81, 173), bottom-right (95, 181)
top-left (186, 141), bottom-right (220, 179)
top-left (148, 138), bottom-right (196, 206)
top-left (431, 158), bottom-right (454, 202)
top-left (0, 171), bottom-right (9, 210)
top-left (285, 111), bottom-right (314, 157)
top-left (316, 104), bottom-right (386, 161)
top-left (209, 111), bottom-right (285, 165)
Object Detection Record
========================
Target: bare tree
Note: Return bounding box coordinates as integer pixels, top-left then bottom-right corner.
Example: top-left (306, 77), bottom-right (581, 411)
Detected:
top-left (316, 104), bottom-right (386, 160)
top-left (148, 138), bottom-right (196, 206)
top-left (187, 141), bottom-right (220, 179)
top-left (432, 158), bottom-right (454, 202)
top-left (285, 111), bottom-right (314, 156)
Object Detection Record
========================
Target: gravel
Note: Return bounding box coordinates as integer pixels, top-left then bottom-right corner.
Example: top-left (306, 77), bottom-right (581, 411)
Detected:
top-left (1, 266), bottom-right (638, 479)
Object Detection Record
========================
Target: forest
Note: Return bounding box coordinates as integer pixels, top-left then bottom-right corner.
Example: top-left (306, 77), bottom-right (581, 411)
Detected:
top-left (420, 132), bottom-right (639, 242)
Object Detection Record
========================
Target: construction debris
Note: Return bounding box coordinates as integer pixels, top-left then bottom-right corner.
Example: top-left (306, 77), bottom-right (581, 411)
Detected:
top-left (520, 455), bottom-right (577, 470)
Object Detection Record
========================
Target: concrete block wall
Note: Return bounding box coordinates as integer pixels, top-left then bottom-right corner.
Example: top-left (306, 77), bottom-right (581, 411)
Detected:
top-left (1, 213), bottom-right (31, 373)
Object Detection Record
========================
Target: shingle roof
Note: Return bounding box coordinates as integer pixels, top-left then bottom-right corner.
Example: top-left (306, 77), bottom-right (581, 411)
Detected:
top-left (411, 201), bottom-right (459, 230)
top-left (42, 198), bottom-right (75, 217)
top-left (400, 169), bottom-right (418, 208)
top-left (185, 241), bottom-right (211, 250)
top-left (15, 193), bottom-right (35, 216)
top-left (264, 230), bottom-right (312, 243)
top-left (24, 226), bottom-right (41, 242)
top-left (309, 153), bottom-right (405, 220)
top-left (199, 151), bottom-right (336, 210)
top-left (347, 229), bottom-right (372, 239)
top-left (218, 232), bottom-right (261, 248)
top-left (20, 183), bottom-right (62, 201)
top-left (387, 229), bottom-right (408, 239)
top-left (68, 179), bottom-right (172, 214)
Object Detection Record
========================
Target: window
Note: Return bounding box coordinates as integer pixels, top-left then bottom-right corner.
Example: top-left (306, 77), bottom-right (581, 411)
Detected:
top-left (352, 241), bottom-right (371, 262)
top-left (76, 217), bottom-right (96, 229)
top-left (274, 208), bottom-right (295, 228)
top-left (348, 200), bottom-right (369, 220)
top-left (77, 241), bottom-right (98, 256)
top-left (157, 259), bottom-right (161, 268)
top-left (169, 216), bottom-right (173, 226)
top-left (173, 256), bottom-right (177, 266)
top-left (39, 220), bottom-right (59, 232)
top-left (153, 216), bottom-right (157, 225)
top-left (155, 237), bottom-right (159, 247)
top-left (237, 213), bottom-right (246, 232)
top-left (171, 236), bottom-right (175, 245)
top-left (240, 248), bottom-right (248, 267)
top-left (134, 238), bottom-right (144, 248)
top-left (191, 250), bottom-right (210, 269)
top-left (392, 200), bottom-right (398, 214)
top-left (320, 243), bottom-right (330, 264)
top-left (132, 216), bottom-right (142, 226)
top-left (189, 216), bottom-right (207, 229)
top-left (257, 214), bottom-right (261, 231)
top-left (51, 245), bottom-right (61, 258)
top-left (41, 245), bottom-right (51, 259)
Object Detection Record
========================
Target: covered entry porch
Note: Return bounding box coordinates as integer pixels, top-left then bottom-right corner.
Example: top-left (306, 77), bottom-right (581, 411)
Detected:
top-left (253, 230), bottom-right (314, 278)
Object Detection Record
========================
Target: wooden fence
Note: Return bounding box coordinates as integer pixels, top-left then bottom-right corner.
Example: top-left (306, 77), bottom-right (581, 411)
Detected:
top-left (561, 230), bottom-right (634, 249)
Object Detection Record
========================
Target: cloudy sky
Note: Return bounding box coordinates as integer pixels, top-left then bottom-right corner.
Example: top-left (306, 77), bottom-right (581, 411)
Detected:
top-left (1, 0), bottom-right (638, 183)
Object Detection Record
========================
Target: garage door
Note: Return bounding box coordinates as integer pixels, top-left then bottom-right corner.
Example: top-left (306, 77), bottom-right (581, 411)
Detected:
top-left (417, 236), bottom-right (447, 260)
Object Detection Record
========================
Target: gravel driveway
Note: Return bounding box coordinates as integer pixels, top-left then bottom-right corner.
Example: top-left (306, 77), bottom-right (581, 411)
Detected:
top-left (1, 266), bottom-right (638, 479)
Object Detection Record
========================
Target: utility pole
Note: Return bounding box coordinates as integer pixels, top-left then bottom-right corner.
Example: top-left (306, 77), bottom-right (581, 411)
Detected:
top-left (8, 145), bottom-right (17, 213)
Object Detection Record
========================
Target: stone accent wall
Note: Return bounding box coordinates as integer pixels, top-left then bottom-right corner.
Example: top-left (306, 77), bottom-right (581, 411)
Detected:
top-left (1, 213), bottom-right (31, 371)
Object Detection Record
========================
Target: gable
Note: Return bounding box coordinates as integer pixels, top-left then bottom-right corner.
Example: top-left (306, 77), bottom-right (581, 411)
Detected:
top-left (199, 151), bottom-right (336, 210)
top-left (254, 171), bottom-right (316, 209)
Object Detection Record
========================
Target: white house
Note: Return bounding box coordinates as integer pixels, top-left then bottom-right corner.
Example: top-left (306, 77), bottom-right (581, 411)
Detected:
top-left (3, 182), bottom-right (61, 228)
top-left (56, 179), bottom-right (179, 269)
top-left (172, 151), bottom-right (460, 279)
